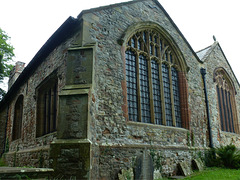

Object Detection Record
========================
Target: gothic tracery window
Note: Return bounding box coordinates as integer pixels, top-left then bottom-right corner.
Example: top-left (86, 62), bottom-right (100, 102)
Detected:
top-left (214, 69), bottom-right (239, 133)
top-left (125, 29), bottom-right (184, 128)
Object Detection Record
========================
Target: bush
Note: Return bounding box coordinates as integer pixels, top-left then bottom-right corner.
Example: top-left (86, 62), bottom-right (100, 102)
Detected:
top-left (217, 144), bottom-right (237, 168)
top-left (205, 144), bottom-right (240, 169)
top-left (204, 148), bottom-right (218, 167)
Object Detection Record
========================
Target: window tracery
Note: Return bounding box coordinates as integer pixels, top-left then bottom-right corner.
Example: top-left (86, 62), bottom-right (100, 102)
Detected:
top-left (125, 28), bottom-right (184, 128)
top-left (214, 69), bottom-right (239, 133)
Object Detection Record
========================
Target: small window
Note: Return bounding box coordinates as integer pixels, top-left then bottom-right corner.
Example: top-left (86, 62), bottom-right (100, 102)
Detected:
top-left (36, 74), bottom-right (58, 137)
top-left (12, 95), bottom-right (24, 140)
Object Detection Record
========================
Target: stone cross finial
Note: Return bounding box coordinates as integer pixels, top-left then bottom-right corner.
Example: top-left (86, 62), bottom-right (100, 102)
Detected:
top-left (213, 35), bottom-right (216, 42)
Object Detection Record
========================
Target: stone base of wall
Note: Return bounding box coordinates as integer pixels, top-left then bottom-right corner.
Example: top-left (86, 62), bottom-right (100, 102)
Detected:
top-left (50, 139), bottom-right (91, 179)
top-left (97, 145), bottom-right (206, 179)
top-left (0, 167), bottom-right (54, 179)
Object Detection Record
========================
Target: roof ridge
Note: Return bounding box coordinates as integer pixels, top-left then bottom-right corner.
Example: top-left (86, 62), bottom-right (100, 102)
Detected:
top-left (196, 45), bottom-right (212, 54)
top-left (77, 0), bottom-right (146, 19)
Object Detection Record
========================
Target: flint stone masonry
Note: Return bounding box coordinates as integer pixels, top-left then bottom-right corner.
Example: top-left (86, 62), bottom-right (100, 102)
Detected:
top-left (177, 161), bottom-right (192, 176)
top-left (0, 0), bottom-right (240, 179)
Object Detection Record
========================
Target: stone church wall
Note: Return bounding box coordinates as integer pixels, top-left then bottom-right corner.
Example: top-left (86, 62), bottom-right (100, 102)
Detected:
top-left (82, 0), bottom-right (208, 177)
top-left (3, 30), bottom-right (81, 168)
top-left (203, 44), bottom-right (240, 147)
top-left (1, 0), bottom-right (240, 178)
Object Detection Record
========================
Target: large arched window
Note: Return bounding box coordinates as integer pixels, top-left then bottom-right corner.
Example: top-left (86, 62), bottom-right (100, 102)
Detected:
top-left (214, 68), bottom-right (239, 133)
top-left (12, 95), bottom-right (24, 140)
top-left (125, 28), bottom-right (188, 128)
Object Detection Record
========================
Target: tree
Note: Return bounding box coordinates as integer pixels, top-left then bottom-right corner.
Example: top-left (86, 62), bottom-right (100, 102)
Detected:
top-left (0, 28), bottom-right (15, 100)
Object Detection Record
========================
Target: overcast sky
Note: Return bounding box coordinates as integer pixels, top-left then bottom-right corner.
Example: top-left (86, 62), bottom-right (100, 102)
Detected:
top-left (1, 0), bottom-right (240, 90)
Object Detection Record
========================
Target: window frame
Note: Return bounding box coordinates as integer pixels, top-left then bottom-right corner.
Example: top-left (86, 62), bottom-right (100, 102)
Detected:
top-left (214, 68), bottom-right (239, 134)
top-left (124, 28), bottom-right (186, 128)
top-left (36, 73), bottom-right (58, 137)
top-left (12, 95), bottom-right (24, 141)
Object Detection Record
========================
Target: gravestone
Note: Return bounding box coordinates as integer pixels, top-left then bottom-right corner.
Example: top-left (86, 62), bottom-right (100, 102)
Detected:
top-left (134, 149), bottom-right (154, 180)
top-left (192, 158), bottom-right (204, 171)
top-left (177, 161), bottom-right (192, 176)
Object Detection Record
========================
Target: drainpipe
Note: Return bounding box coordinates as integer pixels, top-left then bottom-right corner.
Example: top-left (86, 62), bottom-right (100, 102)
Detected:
top-left (200, 68), bottom-right (214, 148)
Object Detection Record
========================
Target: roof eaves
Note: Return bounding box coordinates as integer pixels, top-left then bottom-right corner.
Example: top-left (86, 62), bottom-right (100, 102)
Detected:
top-left (0, 16), bottom-right (80, 110)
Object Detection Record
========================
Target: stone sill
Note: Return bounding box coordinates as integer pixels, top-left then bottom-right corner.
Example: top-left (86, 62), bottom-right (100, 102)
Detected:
top-left (36, 131), bottom-right (57, 139)
top-left (127, 121), bottom-right (189, 132)
top-left (6, 145), bottom-right (50, 155)
top-left (221, 130), bottom-right (240, 136)
top-left (51, 138), bottom-right (92, 145)
top-left (99, 143), bottom-right (208, 151)
top-left (0, 167), bottom-right (54, 174)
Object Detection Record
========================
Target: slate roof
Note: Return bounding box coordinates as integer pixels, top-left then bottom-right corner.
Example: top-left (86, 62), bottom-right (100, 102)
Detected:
top-left (197, 41), bottom-right (240, 87)
top-left (196, 46), bottom-right (212, 61)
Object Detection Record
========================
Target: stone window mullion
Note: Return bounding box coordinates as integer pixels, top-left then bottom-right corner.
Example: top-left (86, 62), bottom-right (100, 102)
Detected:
top-left (222, 88), bottom-right (229, 132)
top-left (169, 65), bottom-right (176, 127)
top-left (225, 90), bottom-right (233, 132)
top-left (136, 52), bottom-right (142, 122)
top-left (159, 61), bottom-right (166, 125)
top-left (230, 92), bottom-right (239, 133)
top-left (217, 85), bottom-right (224, 131)
top-left (227, 91), bottom-right (234, 133)
top-left (148, 58), bottom-right (155, 124)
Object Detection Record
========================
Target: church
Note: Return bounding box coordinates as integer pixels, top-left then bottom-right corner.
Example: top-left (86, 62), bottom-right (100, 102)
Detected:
top-left (0, 0), bottom-right (239, 179)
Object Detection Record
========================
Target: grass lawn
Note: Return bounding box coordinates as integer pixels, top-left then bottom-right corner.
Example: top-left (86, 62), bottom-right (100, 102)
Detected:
top-left (183, 167), bottom-right (240, 180)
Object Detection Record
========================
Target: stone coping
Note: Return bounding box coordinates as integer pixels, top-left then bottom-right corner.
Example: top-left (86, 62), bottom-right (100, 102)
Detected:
top-left (0, 167), bottom-right (54, 174)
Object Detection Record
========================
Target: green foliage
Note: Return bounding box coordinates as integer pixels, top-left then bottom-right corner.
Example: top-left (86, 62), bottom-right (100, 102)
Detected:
top-left (0, 157), bottom-right (6, 167)
top-left (204, 148), bottom-right (218, 167)
top-left (216, 144), bottom-right (240, 169)
top-left (187, 131), bottom-right (190, 146)
top-left (0, 28), bottom-right (14, 100)
top-left (204, 144), bottom-right (240, 169)
top-left (5, 138), bottom-right (9, 153)
top-left (184, 167), bottom-right (240, 180)
top-left (191, 132), bottom-right (195, 147)
top-left (149, 148), bottom-right (162, 171)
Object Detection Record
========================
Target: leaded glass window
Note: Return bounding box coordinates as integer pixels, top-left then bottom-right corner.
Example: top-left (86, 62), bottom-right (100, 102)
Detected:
top-left (162, 64), bottom-right (172, 126)
top-left (215, 69), bottom-right (239, 133)
top-left (125, 28), bottom-right (184, 128)
top-left (151, 60), bottom-right (162, 125)
top-left (139, 55), bottom-right (151, 123)
top-left (125, 50), bottom-right (138, 122)
top-left (172, 67), bottom-right (181, 127)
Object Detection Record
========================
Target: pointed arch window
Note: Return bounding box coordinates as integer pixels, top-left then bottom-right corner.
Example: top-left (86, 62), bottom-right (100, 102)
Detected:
top-left (214, 68), bottom-right (239, 133)
top-left (125, 29), bottom-right (188, 128)
top-left (12, 95), bottom-right (24, 140)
